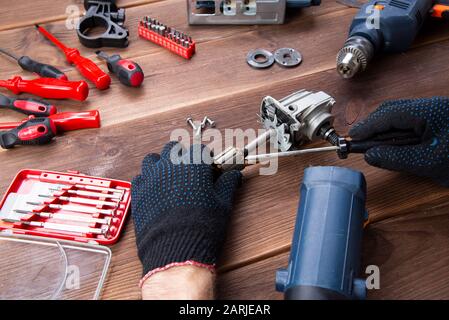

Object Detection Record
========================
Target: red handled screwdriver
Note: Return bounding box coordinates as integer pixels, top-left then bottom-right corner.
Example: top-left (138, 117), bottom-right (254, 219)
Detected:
top-left (0, 110), bottom-right (101, 131)
top-left (0, 48), bottom-right (67, 80)
top-left (0, 117), bottom-right (56, 149)
top-left (35, 25), bottom-right (111, 90)
top-left (0, 94), bottom-right (57, 117)
top-left (0, 76), bottom-right (89, 101)
top-left (96, 51), bottom-right (144, 87)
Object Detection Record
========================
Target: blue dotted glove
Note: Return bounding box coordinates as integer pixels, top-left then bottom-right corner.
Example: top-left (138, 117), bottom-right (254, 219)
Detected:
top-left (349, 97), bottom-right (449, 186)
top-left (131, 142), bottom-right (242, 277)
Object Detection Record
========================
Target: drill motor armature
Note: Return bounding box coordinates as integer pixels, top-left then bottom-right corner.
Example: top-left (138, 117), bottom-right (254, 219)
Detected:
top-left (336, 0), bottom-right (434, 79)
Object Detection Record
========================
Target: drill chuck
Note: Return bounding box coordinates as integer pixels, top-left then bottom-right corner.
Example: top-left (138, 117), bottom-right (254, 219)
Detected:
top-left (336, 36), bottom-right (374, 79)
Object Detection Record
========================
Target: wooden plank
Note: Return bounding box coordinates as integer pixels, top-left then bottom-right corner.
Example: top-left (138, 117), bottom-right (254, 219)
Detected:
top-left (2, 1), bottom-right (449, 129)
top-left (0, 0), bottom-right (354, 126)
top-left (2, 1), bottom-right (448, 128)
top-left (0, 37), bottom-right (448, 300)
top-left (0, 0), bottom-right (161, 31)
top-left (1, 0), bottom-right (449, 300)
top-left (0, 0), bottom-right (347, 76)
top-left (217, 206), bottom-right (449, 299)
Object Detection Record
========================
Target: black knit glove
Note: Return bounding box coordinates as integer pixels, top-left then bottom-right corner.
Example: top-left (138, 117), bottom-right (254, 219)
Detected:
top-left (349, 97), bottom-right (449, 186)
top-left (131, 142), bottom-right (242, 278)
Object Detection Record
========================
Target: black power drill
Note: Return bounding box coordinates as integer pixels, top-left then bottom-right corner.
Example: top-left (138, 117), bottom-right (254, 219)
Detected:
top-left (336, 0), bottom-right (449, 79)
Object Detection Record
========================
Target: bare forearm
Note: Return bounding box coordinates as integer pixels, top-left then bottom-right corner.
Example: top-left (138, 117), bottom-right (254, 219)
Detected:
top-left (141, 265), bottom-right (215, 300)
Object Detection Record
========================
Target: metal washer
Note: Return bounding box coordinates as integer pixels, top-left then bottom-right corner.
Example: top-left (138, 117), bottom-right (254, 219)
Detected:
top-left (274, 48), bottom-right (302, 68)
top-left (246, 49), bottom-right (275, 69)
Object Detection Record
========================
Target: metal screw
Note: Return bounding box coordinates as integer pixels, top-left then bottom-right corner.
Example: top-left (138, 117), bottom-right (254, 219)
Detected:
top-left (200, 116), bottom-right (208, 128)
top-left (186, 117), bottom-right (197, 130)
top-left (200, 116), bottom-right (216, 128)
top-left (206, 117), bottom-right (216, 127)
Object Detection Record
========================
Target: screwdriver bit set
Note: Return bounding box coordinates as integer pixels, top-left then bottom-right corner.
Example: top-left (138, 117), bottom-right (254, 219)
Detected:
top-left (0, 169), bottom-right (131, 244)
top-left (138, 16), bottom-right (196, 59)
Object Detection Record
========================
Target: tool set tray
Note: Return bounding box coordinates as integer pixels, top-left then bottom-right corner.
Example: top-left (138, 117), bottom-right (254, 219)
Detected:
top-left (0, 169), bottom-right (131, 245)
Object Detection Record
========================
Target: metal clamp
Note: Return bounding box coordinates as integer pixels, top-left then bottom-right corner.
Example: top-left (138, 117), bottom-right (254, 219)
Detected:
top-left (77, 0), bottom-right (129, 48)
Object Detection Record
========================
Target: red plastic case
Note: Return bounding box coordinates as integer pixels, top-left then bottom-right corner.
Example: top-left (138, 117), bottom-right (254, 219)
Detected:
top-left (0, 169), bottom-right (131, 245)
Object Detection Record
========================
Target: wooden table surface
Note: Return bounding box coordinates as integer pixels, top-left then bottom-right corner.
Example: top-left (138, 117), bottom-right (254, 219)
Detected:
top-left (1, 0), bottom-right (449, 300)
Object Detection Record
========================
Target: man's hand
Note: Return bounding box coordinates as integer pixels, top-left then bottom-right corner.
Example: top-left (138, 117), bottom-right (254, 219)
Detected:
top-left (141, 265), bottom-right (215, 300)
top-left (350, 97), bottom-right (449, 186)
top-left (131, 142), bottom-right (242, 299)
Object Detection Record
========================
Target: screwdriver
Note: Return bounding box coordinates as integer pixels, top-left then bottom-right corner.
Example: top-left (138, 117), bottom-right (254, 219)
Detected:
top-left (0, 117), bottom-right (56, 149)
top-left (2, 218), bottom-right (108, 235)
top-left (0, 110), bottom-right (100, 132)
top-left (96, 51), bottom-right (144, 87)
top-left (245, 135), bottom-right (423, 162)
top-left (27, 202), bottom-right (116, 216)
top-left (0, 48), bottom-right (67, 80)
top-left (50, 188), bottom-right (123, 200)
top-left (14, 209), bottom-right (111, 225)
top-left (0, 94), bottom-right (57, 117)
top-left (56, 184), bottom-right (124, 195)
top-left (245, 145), bottom-right (341, 162)
top-left (35, 25), bottom-right (111, 90)
top-left (0, 76), bottom-right (89, 101)
top-left (39, 194), bottom-right (119, 207)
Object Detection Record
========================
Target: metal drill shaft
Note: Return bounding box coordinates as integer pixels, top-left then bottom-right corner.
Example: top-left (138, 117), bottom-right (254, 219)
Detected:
top-left (0, 48), bottom-right (18, 61)
top-left (245, 145), bottom-right (340, 162)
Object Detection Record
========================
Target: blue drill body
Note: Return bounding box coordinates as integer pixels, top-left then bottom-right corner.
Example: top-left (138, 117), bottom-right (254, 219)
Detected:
top-left (276, 166), bottom-right (368, 300)
top-left (337, 0), bottom-right (434, 78)
top-left (350, 0), bottom-right (433, 53)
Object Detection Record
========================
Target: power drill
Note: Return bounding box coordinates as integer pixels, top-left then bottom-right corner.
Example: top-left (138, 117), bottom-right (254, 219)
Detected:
top-left (336, 0), bottom-right (449, 79)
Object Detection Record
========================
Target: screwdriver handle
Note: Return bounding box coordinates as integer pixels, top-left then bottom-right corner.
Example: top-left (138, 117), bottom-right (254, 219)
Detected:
top-left (49, 110), bottom-right (101, 132)
top-left (17, 56), bottom-right (67, 80)
top-left (0, 76), bottom-right (89, 101)
top-left (35, 25), bottom-right (110, 90)
top-left (64, 48), bottom-right (111, 90)
top-left (348, 137), bottom-right (422, 154)
top-left (0, 94), bottom-right (57, 116)
top-left (96, 51), bottom-right (144, 87)
top-left (0, 117), bottom-right (56, 149)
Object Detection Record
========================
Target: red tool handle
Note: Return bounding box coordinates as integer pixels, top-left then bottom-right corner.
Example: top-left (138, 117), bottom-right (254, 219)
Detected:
top-left (35, 25), bottom-right (110, 90)
top-left (0, 117), bottom-right (56, 149)
top-left (49, 110), bottom-right (101, 131)
top-left (0, 110), bottom-right (101, 132)
top-left (0, 94), bottom-right (57, 116)
top-left (65, 49), bottom-right (111, 90)
top-left (0, 76), bottom-right (89, 101)
top-left (96, 51), bottom-right (144, 87)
